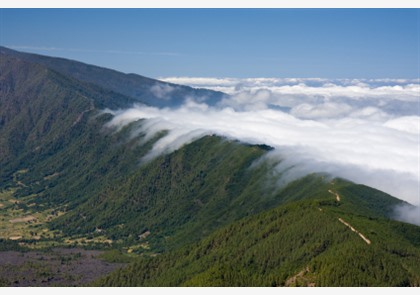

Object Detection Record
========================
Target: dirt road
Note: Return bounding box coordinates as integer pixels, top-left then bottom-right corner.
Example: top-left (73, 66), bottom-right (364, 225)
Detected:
top-left (328, 190), bottom-right (340, 202)
top-left (338, 217), bottom-right (371, 245)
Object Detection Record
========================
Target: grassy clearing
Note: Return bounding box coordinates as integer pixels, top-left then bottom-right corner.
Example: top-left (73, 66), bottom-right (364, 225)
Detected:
top-left (1, 170), bottom-right (78, 247)
top-left (63, 235), bottom-right (114, 246)
top-left (1, 185), bottom-right (117, 249)
top-left (0, 183), bottom-right (64, 245)
top-left (126, 242), bottom-right (150, 253)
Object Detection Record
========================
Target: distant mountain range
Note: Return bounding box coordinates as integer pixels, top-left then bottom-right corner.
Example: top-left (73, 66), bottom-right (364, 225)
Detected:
top-left (0, 46), bottom-right (419, 287)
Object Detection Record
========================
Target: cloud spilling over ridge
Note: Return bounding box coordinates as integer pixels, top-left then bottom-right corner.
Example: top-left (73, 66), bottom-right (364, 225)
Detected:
top-left (106, 78), bottom-right (420, 209)
top-left (393, 204), bottom-right (420, 226)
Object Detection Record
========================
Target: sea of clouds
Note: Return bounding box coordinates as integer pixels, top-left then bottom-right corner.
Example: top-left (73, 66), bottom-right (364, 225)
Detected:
top-left (106, 77), bottom-right (420, 225)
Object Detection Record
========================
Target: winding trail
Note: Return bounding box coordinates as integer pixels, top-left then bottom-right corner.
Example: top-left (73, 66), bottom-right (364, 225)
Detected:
top-left (321, 189), bottom-right (370, 245)
top-left (338, 218), bottom-right (371, 245)
top-left (328, 189), bottom-right (340, 202)
top-left (285, 266), bottom-right (315, 287)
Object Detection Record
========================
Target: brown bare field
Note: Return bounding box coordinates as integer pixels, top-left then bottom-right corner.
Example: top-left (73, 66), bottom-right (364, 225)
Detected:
top-left (9, 216), bottom-right (37, 224)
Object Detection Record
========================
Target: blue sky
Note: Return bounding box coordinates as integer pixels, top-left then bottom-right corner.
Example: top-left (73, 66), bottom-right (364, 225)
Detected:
top-left (1, 9), bottom-right (419, 78)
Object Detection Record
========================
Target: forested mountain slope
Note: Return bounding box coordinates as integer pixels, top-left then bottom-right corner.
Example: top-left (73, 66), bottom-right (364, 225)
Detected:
top-left (0, 54), bottom-right (151, 209)
top-left (0, 46), bottom-right (224, 107)
top-left (97, 190), bottom-right (420, 287)
top-left (0, 47), bottom-right (419, 287)
top-left (50, 135), bottom-right (407, 254)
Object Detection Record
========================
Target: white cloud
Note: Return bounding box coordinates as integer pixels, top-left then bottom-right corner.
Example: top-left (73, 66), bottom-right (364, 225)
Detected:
top-left (290, 102), bottom-right (354, 119)
top-left (161, 77), bottom-right (420, 117)
top-left (160, 77), bottom-right (238, 87)
top-left (150, 83), bottom-right (176, 100)
top-left (383, 116), bottom-right (420, 134)
top-left (105, 78), bottom-right (420, 209)
top-left (393, 204), bottom-right (420, 226)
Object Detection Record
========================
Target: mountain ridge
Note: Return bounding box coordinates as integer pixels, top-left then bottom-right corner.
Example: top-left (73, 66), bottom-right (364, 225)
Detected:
top-left (96, 192), bottom-right (420, 287)
top-left (0, 47), bottom-right (419, 287)
top-left (0, 46), bottom-right (225, 108)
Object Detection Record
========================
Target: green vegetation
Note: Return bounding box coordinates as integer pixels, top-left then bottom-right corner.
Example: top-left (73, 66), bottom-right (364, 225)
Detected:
top-left (98, 249), bottom-right (136, 263)
top-left (96, 196), bottom-right (420, 287)
top-left (0, 53), bottom-right (163, 248)
top-left (53, 138), bottom-right (408, 254)
top-left (0, 46), bottom-right (224, 108)
top-left (50, 135), bottom-right (272, 250)
top-left (1, 47), bottom-right (419, 287)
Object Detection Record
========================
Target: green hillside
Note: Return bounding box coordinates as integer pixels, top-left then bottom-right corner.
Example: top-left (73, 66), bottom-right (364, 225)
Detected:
top-left (50, 136), bottom-right (273, 249)
top-left (50, 133), bottom-right (406, 254)
top-left (0, 48), bottom-right (419, 287)
top-left (0, 54), bottom-right (151, 208)
top-left (0, 46), bottom-right (224, 107)
top-left (0, 54), bottom-right (164, 250)
top-left (96, 193), bottom-right (420, 287)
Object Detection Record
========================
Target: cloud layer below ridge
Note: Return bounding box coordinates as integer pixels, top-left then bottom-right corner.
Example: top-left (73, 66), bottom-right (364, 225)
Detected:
top-left (107, 77), bottom-right (420, 208)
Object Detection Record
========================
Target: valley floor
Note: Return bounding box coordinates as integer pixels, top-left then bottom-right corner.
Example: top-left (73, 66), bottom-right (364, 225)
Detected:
top-left (0, 248), bottom-right (125, 287)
